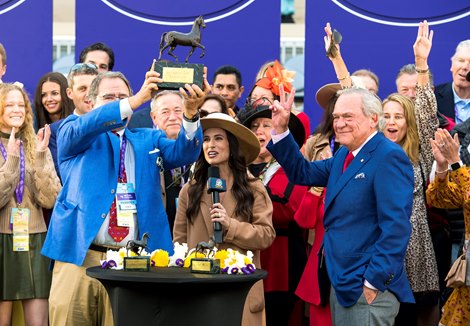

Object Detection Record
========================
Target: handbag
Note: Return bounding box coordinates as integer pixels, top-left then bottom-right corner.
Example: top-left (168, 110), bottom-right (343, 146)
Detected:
top-left (467, 249), bottom-right (470, 286)
top-left (445, 245), bottom-right (467, 288)
top-left (445, 254), bottom-right (466, 288)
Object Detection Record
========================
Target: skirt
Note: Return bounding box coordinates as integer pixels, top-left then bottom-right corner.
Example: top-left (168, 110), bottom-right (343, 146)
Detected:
top-left (0, 232), bottom-right (51, 300)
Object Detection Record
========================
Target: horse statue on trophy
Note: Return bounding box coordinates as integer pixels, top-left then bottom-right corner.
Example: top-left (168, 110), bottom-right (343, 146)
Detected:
top-left (195, 237), bottom-right (216, 258)
top-left (158, 16), bottom-right (206, 63)
top-left (126, 232), bottom-right (150, 256)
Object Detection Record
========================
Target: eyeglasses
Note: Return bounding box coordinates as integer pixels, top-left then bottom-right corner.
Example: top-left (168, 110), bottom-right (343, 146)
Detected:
top-left (99, 93), bottom-right (129, 101)
top-left (245, 96), bottom-right (273, 109)
top-left (69, 63), bottom-right (98, 72)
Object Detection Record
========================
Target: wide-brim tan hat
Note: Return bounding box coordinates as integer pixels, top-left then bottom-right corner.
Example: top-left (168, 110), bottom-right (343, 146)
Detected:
top-left (201, 113), bottom-right (261, 164)
top-left (315, 76), bottom-right (366, 110)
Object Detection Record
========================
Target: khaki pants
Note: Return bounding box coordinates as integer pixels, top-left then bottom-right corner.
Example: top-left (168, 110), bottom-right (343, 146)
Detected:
top-left (49, 250), bottom-right (113, 326)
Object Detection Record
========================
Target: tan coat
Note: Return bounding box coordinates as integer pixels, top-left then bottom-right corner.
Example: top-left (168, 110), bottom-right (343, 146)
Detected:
top-left (304, 133), bottom-right (331, 162)
top-left (174, 175), bottom-right (275, 326)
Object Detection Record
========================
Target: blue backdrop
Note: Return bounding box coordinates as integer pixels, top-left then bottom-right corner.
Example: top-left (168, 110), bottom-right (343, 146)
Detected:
top-left (76, 0), bottom-right (280, 108)
top-left (304, 1), bottom-right (470, 129)
top-left (0, 0), bottom-right (52, 96)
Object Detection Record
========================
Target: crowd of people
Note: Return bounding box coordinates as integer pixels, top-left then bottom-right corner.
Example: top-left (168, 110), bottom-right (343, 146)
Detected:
top-left (0, 20), bottom-right (469, 326)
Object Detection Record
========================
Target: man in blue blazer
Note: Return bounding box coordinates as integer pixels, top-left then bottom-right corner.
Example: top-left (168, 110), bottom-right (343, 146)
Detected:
top-left (42, 67), bottom-right (203, 325)
top-left (267, 87), bottom-right (414, 325)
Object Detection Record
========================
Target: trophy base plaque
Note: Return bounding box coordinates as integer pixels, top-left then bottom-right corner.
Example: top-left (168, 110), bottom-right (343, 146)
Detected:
top-left (124, 256), bottom-right (150, 272)
top-left (190, 258), bottom-right (220, 274)
top-left (154, 61), bottom-right (203, 90)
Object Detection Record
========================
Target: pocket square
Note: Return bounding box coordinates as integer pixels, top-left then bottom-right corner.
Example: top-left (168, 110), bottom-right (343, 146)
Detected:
top-left (354, 172), bottom-right (365, 179)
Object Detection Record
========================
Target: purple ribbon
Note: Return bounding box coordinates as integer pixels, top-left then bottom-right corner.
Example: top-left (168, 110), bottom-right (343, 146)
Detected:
top-left (0, 140), bottom-right (25, 205)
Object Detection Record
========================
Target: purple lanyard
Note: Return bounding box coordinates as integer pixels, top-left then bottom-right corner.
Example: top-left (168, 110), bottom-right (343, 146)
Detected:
top-left (0, 140), bottom-right (25, 205)
top-left (329, 135), bottom-right (336, 154)
top-left (119, 134), bottom-right (127, 182)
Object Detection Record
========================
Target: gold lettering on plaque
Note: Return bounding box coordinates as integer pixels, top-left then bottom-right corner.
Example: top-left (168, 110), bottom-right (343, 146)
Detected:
top-left (162, 67), bottom-right (195, 84)
top-left (191, 260), bottom-right (211, 272)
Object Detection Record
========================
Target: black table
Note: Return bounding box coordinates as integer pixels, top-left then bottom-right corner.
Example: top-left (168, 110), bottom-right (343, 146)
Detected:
top-left (86, 266), bottom-right (267, 326)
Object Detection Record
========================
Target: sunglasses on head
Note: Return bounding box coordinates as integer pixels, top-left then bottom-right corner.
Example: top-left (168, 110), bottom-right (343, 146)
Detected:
top-left (69, 63), bottom-right (98, 72)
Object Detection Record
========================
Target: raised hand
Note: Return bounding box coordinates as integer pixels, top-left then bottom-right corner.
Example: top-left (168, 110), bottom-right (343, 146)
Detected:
top-left (129, 60), bottom-right (163, 110)
top-left (177, 66), bottom-right (210, 119)
top-left (324, 22), bottom-right (341, 59)
top-left (7, 127), bottom-right (21, 156)
top-left (413, 21), bottom-right (433, 64)
top-left (36, 124), bottom-right (51, 152)
top-left (270, 84), bottom-right (295, 135)
top-left (202, 66), bottom-right (212, 94)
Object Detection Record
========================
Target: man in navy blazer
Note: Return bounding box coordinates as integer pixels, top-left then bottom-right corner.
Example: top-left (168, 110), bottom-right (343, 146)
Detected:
top-left (42, 67), bottom-right (203, 325)
top-left (435, 40), bottom-right (470, 125)
top-left (267, 87), bottom-right (414, 325)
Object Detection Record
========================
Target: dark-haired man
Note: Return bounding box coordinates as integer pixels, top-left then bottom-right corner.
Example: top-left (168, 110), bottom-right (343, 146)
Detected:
top-left (212, 65), bottom-right (244, 114)
top-left (79, 42), bottom-right (115, 73)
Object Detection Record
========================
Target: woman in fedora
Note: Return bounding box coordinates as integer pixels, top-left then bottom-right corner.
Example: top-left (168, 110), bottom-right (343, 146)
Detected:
top-left (240, 104), bottom-right (309, 325)
top-left (173, 113), bottom-right (275, 326)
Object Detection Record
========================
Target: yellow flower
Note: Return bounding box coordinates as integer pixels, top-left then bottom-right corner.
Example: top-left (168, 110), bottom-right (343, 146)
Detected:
top-left (184, 251), bottom-right (206, 268)
top-left (151, 249), bottom-right (169, 267)
top-left (214, 250), bottom-right (229, 268)
top-left (244, 256), bottom-right (253, 265)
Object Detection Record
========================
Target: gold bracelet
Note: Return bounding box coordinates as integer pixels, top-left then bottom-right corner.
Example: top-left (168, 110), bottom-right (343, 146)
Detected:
top-left (435, 169), bottom-right (448, 174)
top-left (337, 72), bottom-right (350, 81)
top-left (416, 66), bottom-right (429, 74)
top-left (312, 186), bottom-right (324, 193)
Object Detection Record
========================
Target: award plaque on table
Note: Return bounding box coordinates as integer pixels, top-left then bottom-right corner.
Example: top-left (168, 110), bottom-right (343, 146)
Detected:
top-left (124, 233), bottom-right (151, 272)
top-left (190, 238), bottom-right (220, 274)
top-left (156, 15), bottom-right (206, 90)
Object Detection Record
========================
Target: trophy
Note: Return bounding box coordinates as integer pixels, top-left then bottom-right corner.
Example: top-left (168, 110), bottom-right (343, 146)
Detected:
top-left (190, 238), bottom-right (220, 274)
top-left (124, 233), bottom-right (151, 271)
top-left (156, 16), bottom-right (206, 90)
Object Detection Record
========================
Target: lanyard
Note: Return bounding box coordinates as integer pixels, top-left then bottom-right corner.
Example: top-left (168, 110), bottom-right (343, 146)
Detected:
top-left (329, 134), bottom-right (336, 154)
top-left (0, 140), bottom-right (25, 205)
top-left (118, 134), bottom-right (127, 182)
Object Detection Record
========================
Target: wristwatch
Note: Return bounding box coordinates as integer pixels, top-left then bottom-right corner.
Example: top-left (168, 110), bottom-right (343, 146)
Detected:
top-left (450, 160), bottom-right (464, 171)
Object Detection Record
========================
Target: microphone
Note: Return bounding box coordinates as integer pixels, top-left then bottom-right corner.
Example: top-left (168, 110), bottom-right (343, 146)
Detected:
top-left (466, 71), bottom-right (470, 82)
top-left (207, 166), bottom-right (227, 243)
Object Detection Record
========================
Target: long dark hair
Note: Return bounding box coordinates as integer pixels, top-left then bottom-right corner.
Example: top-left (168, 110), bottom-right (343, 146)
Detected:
top-left (186, 130), bottom-right (256, 222)
top-left (317, 94), bottom-right (338, 136)
top-left (34, 72), bottom-right (74, 129)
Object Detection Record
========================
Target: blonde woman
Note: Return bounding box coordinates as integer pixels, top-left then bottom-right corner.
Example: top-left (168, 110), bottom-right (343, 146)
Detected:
top-left (0, 83), bottom-right (61, 325)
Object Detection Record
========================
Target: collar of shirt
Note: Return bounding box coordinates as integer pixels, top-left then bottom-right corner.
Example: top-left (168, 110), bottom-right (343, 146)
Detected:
top-left (452, 83), bottom-right (470, 104)
top-left (351, 131), bottom-right (377, 157)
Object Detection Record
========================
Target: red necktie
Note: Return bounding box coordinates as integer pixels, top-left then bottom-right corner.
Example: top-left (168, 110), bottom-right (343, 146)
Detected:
top-left (343, 151), bottom-right (354, 172)
top-left (108, 134), bottom-right (129, 242)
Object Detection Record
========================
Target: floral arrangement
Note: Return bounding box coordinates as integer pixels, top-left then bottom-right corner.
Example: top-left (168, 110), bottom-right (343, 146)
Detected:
top-left (100, 242), bottom-right (256, 275)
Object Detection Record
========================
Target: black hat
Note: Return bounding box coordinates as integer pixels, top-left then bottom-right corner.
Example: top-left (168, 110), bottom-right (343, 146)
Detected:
top-left (238, 105), bottom-right (305, 149)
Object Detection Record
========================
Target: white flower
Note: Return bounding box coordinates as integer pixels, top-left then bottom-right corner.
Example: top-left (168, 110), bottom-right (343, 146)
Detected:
top-left (169, 242), bottom-right (189, 267)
